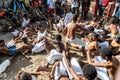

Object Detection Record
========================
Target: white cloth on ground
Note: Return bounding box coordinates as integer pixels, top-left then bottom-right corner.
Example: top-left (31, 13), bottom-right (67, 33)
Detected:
top-left (32, 75), bottom-right (38, 80)
top-left (32, 42), bottom-right (45, 53)
top-left (95, 56), bottom-right (110, 80)
top-left (46, 49), bottom-right (63, 64)
top-left (0, 60), bottom-right (10, 74)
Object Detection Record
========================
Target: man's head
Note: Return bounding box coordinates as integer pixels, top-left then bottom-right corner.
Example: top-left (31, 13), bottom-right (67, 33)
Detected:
top-left (55, 34), bottom-right (62, 41)
top-left (20, 72), bottom-right (32, 80)
top-left (22, 37), bottom-right (28, 44)
top-left (91, 33), bottom-right (98, 41)
top-left (101, 29), bottom-right (108, 36)
top-left (100, 48), bottom-right (112, 60)
top-left (109, 17), bottom-right (116, 24)
top-left (83, 64), bottom-right (97, 80)
top-left (73, 14), bottom-right (78, 23)
top-left (0, 39), bottom-right (5, 47)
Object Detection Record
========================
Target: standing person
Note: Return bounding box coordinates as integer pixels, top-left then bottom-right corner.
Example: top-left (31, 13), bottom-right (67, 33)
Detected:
top-left (47, 0), bottom-right (54, 14)
top-left (71, 0), bottom-right (79, 14)
top-left (92, 0), bottom-right (99, 17)
top-left (81, 0), bottom-right (90, 20)
top-left (55, 0), bottom-right (62, 16)
top-left (99, 0), bottom-right (112, 18)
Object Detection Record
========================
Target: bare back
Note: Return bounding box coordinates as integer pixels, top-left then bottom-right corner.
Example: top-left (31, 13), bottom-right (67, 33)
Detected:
top-left (66, 23), bottom-right (78, 39)
top-left (109, 24), bottom-right (118, 35)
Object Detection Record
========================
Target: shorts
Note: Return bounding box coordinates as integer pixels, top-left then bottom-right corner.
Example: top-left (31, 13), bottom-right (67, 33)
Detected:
top-left (48, 8), bottom-right (54, 14)
top-left (9, 46), bottom-right (20, 56)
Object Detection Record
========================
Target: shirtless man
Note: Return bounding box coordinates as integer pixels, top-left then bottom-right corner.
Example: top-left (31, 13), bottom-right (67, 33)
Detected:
top-left (87, 48), bottom-right (113, 80)
top-left (0, 40), bottom-right (21, 56)
top-left (108, 17), bottom-right (119, 38)
top-left (62, 14), bottom-right (88, 50)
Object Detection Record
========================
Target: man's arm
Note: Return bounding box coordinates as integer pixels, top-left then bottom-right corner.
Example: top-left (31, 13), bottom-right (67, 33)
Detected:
top-left (63, 52), bottom-right (82, 80)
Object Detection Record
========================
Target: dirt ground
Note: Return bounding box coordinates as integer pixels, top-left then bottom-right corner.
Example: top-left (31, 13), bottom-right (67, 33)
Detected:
top-left (0, 11), bottom-right (93, 80)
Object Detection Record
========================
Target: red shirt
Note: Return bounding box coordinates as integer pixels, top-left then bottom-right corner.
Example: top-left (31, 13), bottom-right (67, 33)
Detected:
top-left (102, 0), bottom-right (112, 6)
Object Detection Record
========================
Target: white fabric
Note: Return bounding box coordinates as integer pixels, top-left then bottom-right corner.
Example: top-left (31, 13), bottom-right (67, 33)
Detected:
top-left (70, 58), bottom-right (83, 75)
top-left (95, 56), bottom-right (110, 80)
top-left (62, 58), bottom-right (73, 80)
top-left (66, 37), bottom-right (86, 46)
top-left (11, 29), bottom-right (19, 37)
top-left (32, 42), bottom-right (45, 53)
top-left (54, 61), bottom-right (67, 80)
top-left (21, 33), bottom-right (28, 39)
top-left (7, 40), bottom-right (14, 48)
top-left (47, 0), bottom-right (54, 8)
top-left (94, 28), bottom-right (103, 35)
top-left (64, 12), bottom-right (73, 26)
top-left (98, 41), bottom-right (109, 49)
top-left (46, 49), bottom-right (63, 64)
top-left (37, 30), bottom-right (47, 41)
top-left (56, 22), bottom-right (63, 31)
top-left (71, 0), bottom-right (78, 8)
top-left (22, 18), bottom-right (30, 27)
top-left (0, 60), bottom-right (10, 74)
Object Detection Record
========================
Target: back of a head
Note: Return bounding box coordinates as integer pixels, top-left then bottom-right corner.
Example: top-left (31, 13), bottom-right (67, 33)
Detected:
top-left (20, 72), bottom-right (32, 80)
top-left (55, 34), bottom-right (62, 41)
top-left (109, 17), bottom-right (116, 24)
top-left (83, 64), bottom-right (97, 80)
top-left (73, 14), bottom-right (78, 22)
top-left (0, 39), bottom-right (4, 44)
top-left (91, 33), bottom-right (98, 41)
top-left (100, 48), bottom-right (112, 60)
top-left (87, 26), bottom-right (94, 32)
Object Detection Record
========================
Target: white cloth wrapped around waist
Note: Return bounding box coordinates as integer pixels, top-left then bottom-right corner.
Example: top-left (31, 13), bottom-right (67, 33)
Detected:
top-left (0, 60), bottom-right (10, 74)
top-left (46, 49), bottom-right (63, 64)
top-left (54, 61), bottom-right (67, 80)
top-left (94, 56), bottom-right (110, 80)
top-left (37, 30), bottom-right (47, 41)
top-left (32, 42), bottom-right (45, 53)
top-left (11, 29), bottom-right (19, 37)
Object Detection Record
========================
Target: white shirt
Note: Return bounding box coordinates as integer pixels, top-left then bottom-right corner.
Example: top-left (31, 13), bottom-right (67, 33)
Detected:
top-left (64, 12), bottom-right (73, 25)
top-left (71, 0), bottom-right (78, 8)
top-left (22, 18), bottom-right (30, 27)
top-left (47, 0), bottom-right (54, 8)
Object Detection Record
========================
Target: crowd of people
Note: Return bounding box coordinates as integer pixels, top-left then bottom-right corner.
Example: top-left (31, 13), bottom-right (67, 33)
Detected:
top-left (0, 0), bottom-right (120, 80)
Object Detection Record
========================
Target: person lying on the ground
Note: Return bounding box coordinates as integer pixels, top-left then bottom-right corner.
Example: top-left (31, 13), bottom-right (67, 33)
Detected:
top-left (16, 70), bottom-right (51, 80)
top-left (107, 17), bottom-right (119, 38)
top-left (111, 37), bottom-right (120, 55)
top-left (53, 16), bottom-right (64, 33)
top-left (22, 14), bottom-right (30, 28)
top-left (87, 48), bottom-right (113, 80)
top-left (62, 51), bottom-right (100, 80)
top-left (0, 39), bottom-right (21, 56)
top-left (44, 34), bottom-right (65, 67)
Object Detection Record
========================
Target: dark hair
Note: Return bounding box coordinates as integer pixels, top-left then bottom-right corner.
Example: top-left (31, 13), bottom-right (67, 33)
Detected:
top-left (102, 29), bottom-right (108, 36)
top-left (73, 14), bottom-right (78, 22)
top-left (87, 26), bottom-right (94, 32)
top-left (93, 17), bottom-right (98, 22)
top-left (109, 17), bottom-right (116, 24)
top-left (100, 48), bottom-right (112, 60)
top-left (91, 33), bottom-right (98, 41)
top-left (0, 40), bottom-right (4, 43)
top-left (23, 14), bottom-right (27, 19)
top-left (22, 37), bottom-right (28, 44)
top-left (116, 37), bottom-right (120, 43)
top-left (55, 34), bottom-right (62, 41)
top-left (83, 64), bottom-right (97, 80)
top-left (20, 72), bottom-right (32, 80)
